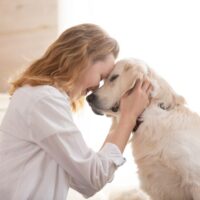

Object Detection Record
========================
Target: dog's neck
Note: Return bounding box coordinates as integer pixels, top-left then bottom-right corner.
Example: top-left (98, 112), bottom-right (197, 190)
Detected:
top-left (147, 68), bottom-right (186, 110)
top-left (109, 115), bottom-right (142, 133)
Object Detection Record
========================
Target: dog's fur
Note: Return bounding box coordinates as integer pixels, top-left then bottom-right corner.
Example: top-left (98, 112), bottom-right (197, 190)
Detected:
top-left (87, 58), bottom-right (200, 200)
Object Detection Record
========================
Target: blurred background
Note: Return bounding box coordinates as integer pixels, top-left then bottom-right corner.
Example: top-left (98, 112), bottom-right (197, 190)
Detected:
top-left (1, 0), bottom-right (200, 199)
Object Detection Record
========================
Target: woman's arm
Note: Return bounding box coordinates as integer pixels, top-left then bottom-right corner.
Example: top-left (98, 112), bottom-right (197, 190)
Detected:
top-left (28, 93), bottom-right (125, 197)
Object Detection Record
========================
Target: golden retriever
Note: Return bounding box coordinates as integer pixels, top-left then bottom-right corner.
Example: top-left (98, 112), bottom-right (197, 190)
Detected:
top-left (86, 58), bottom-right (200, 200)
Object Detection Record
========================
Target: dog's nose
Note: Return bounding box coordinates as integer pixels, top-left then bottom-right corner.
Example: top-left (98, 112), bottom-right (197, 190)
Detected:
top-left (86, 93), bottom-right (96, 104)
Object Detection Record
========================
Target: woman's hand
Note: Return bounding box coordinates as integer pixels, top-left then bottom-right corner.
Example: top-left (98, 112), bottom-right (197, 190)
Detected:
top-left (103, 79), bottom-right (152, 153)
top-left (119, 79), bottom-right (152, 124)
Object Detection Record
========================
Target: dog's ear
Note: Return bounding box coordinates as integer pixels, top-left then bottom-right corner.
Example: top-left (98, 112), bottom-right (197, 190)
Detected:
top-left (150, 79), bottom-right (160, 97)
top-left (164, 94), bottom-right (186, 110)
top-left (122, 59), bottom-right (149, 90)
top-left (174, 94), bottom-right (186, 106)
top-left (124, 63), bottom-right (132, 72)
top-left (129, 72), bottom-right (145, 90)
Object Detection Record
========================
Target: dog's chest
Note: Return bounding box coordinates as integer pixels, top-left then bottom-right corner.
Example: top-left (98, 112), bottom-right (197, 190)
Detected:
top-left (131, 134), bottom-right (192, 200)
top-left (130, 107), bottom-right (198, 200)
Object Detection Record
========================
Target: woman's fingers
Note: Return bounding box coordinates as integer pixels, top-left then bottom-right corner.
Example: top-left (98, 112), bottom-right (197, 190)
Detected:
top-left (147, 85), bottom-right (153, 96)
top-left (125, 79), bottom-right (142, 96)
top-left (134, 79), bottom-right (143, 89)
top-left (126, 78), bottom-right (152, 97)
top-left (142, 79), bottom-right (151, 91)
top-left (141, 79), bottom-right (153, 102)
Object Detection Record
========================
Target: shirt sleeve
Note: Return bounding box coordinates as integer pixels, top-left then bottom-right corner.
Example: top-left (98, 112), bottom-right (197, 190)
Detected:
top-left (28, 94), bottom-right (126, 197)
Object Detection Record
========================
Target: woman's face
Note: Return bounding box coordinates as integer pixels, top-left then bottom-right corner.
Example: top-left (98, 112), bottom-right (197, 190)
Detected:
top-left (69, 54), bottom-right (115, 100)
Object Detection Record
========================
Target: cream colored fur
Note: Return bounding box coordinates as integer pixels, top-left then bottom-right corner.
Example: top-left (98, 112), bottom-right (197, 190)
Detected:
top-left (90, 58), bottom-right (200, 200)
top-left (109, 188), bottom-right (150, 200)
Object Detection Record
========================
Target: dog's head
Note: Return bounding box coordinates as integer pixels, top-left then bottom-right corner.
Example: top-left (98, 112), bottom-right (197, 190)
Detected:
top-left (86, 58), bottom-right (186, 118)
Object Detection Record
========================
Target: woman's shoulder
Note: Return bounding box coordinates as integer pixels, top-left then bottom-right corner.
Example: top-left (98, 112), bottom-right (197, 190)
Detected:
top-left (11, 85), bottom-right (70, 112)
top-left (15, 85), bottom-right (68, 101)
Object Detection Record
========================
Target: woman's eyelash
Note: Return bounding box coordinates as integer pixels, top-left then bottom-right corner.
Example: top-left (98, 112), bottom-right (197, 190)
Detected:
top-left (109, 74), bottom-right (119, 82)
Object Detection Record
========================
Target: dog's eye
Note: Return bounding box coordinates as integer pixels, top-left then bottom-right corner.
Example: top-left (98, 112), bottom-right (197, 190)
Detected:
top-left (110, 74), bottom-right (119, 82)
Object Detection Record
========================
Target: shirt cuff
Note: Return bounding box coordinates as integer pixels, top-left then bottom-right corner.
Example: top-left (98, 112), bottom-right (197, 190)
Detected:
top-left (99, 143), bottom-right (126, 167)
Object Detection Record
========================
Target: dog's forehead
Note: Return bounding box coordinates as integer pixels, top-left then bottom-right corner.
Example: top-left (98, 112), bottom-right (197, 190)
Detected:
top-left (110, 60), bottom-right (131, 75)
top-left (111, 62), bottom-right (125, 74)
top-left (113, 59), bottom-right (148, 74)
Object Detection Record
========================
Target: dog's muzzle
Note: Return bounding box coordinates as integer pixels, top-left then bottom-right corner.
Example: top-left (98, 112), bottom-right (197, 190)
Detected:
top-left (87, 93), bottom-right (143, 131)
top-left (86, 93), bottom-right (120, 114)
top-left (86, 93), bottom-right (96, 104)
top-left (86, 93), bottom-right (104, 115)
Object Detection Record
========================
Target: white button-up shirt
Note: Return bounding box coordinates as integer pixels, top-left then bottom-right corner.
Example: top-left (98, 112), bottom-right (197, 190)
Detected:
top-left (0, 85), bottom-right (125, 200)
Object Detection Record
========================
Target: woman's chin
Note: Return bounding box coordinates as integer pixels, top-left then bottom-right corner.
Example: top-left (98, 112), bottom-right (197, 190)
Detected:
top-left (81, 90), bottom-right (87, 97)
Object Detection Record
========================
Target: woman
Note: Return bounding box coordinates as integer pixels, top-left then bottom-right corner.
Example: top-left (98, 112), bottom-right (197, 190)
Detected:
top-left (0, 23), bottom-right (151, 199)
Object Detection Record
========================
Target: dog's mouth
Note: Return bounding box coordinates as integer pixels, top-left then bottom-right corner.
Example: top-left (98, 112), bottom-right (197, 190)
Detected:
top-left (111, 102), bottom-right (120, 112)
top-left (89, 102), bottom-right (120, 116)
top-left (90, 107), bottom-right (104, 115)
top-left (87, 96), bottom-right (143, 131)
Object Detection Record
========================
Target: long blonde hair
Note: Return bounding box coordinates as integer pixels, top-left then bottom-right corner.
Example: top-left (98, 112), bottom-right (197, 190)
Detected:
top-left (9, 23), bottom-right (119, 111)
